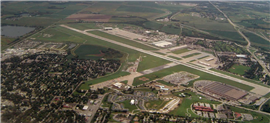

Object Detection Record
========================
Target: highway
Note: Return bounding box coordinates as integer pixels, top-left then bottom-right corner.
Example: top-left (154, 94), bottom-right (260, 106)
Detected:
top-left (209, 1), bottom-right (270, 77)
top-left (60, 24), bottom-right (270, 96)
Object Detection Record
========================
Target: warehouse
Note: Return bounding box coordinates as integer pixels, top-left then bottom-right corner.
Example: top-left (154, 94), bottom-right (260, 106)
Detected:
top-left (202, 82), bottom-right (247, 100)
top-left (152, 41), bottom-right (173, 47)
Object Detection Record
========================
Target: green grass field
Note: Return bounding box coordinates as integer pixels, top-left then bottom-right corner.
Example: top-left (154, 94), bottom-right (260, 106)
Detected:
top-left (228, 64), bottom-right (250, 75)
top-left (133, 87), bottom-right (158, 94)
top-left (169, 90), bottom-right (220, 117)
top-left (168, 56), bottom-right (182, 60)
top-left (156, 80), bottom-right (175, 86)
top-left (89, 31), bottom-right (157, 50)
top-left (172, 48), bottom-right (190, 54)
top-left (243, 31), bottom-right (270, 47)
top-left (205, 30), bottom-right (245, 43)
top-left (133, 65), bottom-right (254, 91)
top-left (145, 99), bottom-right (169, 110)
top-left (182, 53), bottom-right (201, 58)
top-left (137, 54), bottom-right (170, 72)
top-left (66, 23), bottom-right (100, 30)
top-left (117, 5), bottom-right (164, 13)
top-left (210, 68), bottom-right (269, 88)
top-left (74, 44), bottom-right (107, 60)
top-left (121, 100), bottom-right (138, 111)
top-left (172, 13), bottom-right (235, 31)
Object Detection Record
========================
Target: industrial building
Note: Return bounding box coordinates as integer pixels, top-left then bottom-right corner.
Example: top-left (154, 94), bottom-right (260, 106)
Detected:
top-left (201, 82), bottom-right (247, 100)
top-left (152, 41), bottom-right (173, 47)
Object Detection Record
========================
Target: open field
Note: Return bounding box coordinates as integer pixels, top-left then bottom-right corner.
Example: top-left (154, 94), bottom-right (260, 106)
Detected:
top-left (117, 5), bottom-right (164, 13)
top-left (121, 100), bottom-right (138, 111)
top-left (210, 69), bottom-right (269, 88)
top-left (263, 93), bottom-right (270, 98)
top-left (205, 30), bottom-right (245, 43)
top-left (243, 31), bottom-right (270, 48)
top-left (137, 54), bottom-right (171, 72)
top-left (228, 64), bottom-right (250, 75)
top-left (74, 44), bottom-right (107, 60)
top-left (66, 14), bottom-right (112, 22)
top-left (172, 13), bottom-right (235, 31)
top-left (172, 48), bottom-right (191, 54)
top-left (133, 65), bottom-right (254, 91)
top-left (89, 31), bottom-right (157, 50)
top-left (133, 87), bottom-right (158, 94)
top-left (156, 80), bottom-right (175, 86)
top-left (168, 56), bottom-right (182, 60)
top-left (182, 53), bottom-right (201, 58)
top-left (65, 23), bottom-right (100, 30)
top-left (145, 100), bottom-right (169, 110)
top-left (1, 36), bottom-right (16, 49)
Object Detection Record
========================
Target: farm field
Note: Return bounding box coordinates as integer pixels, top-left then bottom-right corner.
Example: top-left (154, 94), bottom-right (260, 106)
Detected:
top-left (228, 64), bottom-right (250, 75)
top-left (133, 65), bottom-right (254, 91)
top-left (172, 13), bottom-right (235, 31)
top-left (243, 31), bottom-right (270, 47)
top-left (205, 30), bottom-right (245, 43)
top-left (66, 14), bottom-right (112, 22)
top-left (117, 5), bottom-right (164, 13)
top-left (73, 44), bottom-right (108, 60)
top-left (137, 54), bottom-right (171, 72)
top-left (172, 48), bottom-right (191, 54)
top-left (89, 31), bottom-right (157, 50)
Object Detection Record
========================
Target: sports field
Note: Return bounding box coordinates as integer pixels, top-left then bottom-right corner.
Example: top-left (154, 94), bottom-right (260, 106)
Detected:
top-left (133, 65), bottom-right (254, 91)
top-left (228, 64), bottom-right (250, 75)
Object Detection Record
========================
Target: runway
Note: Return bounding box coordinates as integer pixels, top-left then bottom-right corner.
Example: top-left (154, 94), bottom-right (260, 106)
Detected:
top-left (60, 25), bottom-right (270, 96)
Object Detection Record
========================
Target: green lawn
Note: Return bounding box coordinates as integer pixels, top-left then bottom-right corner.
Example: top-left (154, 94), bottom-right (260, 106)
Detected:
top-left (156, 80), bottom-right (175, 86)
top-left (137, 54), bottom-right (170, 72)
top-left (169, 90), bottom-right (220, 117)
top-left (210, 69), bottom-right (269, 88)
top-left (182, 53), bottom-right (201, 58)
top-left (121, 100), bottom-right (138, 112)
top-left (228, 64), bottom-right (250, 75)
top-left (74, 44), bottom-right (107, 60)
top-left (133, 65), bottom-right (254, 91)
top-left (263, 92), bottom-right (270, 98)
top-left (134, 87), bottom-right (158, 94)
top-left (197, 55), bottom-right (209, 60)
top-left (243, 31), bottom-right (270, 47)
top-left (172, 48), bottom-right (190, 54)
top-left (66, 23), bottom-right (100, 30)
top-left (168, 56), bottom-right (182, 60)
top-left (89, 31), bottom-right (157, 50)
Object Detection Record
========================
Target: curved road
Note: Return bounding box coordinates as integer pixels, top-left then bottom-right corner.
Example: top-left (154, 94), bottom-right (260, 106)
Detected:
top-left (209, 1), bottom-right (270, 77)
top-left (60, 24), bottom-right (270, 96)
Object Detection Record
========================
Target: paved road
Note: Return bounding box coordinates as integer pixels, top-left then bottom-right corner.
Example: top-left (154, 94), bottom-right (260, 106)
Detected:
top-left (60, 25), bottom-right (270, 96)
top-left (259, 97), bottom-right (270, 111)
top-left (209, 1), bottom-right (270, 77)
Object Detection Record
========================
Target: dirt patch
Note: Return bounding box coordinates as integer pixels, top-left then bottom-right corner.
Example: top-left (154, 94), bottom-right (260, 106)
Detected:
top-left (139, 77), bottom-right (149, 81)
top-left (66, 14), bottom-right (112, 22)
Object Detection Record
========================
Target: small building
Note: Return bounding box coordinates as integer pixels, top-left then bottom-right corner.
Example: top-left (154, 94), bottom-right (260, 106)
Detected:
top-left (83, 106), bottom-right (89, 110)
top-left (113, 82), bottom-right (123, 88)
top-left (104, 27), bottom-right (113, 30)
top-left (236, 54), bottom-right (247, 58)
top-left (130, 99), bottom-right (135, 105)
